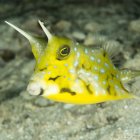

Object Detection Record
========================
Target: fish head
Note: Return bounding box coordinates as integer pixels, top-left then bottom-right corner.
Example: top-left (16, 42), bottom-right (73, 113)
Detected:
top-left (28, 35), bottom-right (79, 99)
top-left (5, 20), bottom-right (83, 102)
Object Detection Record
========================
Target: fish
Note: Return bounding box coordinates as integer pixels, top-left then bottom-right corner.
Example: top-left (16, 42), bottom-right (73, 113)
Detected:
top-left (5, 20), bottom-right (140, 104)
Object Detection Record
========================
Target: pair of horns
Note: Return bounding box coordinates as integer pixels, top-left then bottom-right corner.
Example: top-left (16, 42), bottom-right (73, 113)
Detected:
top-left (5, 20), bottom-right (52, 60)
top-left (5, 20), bottom-right (52, 41)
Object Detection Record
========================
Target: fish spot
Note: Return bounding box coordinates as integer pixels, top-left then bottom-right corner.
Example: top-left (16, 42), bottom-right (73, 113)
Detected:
top-left (77, 52), bottom-right (80, 58)
top-left (102, 89), bottom-right (106, 95)
top-left (67, 78), bottom-right (71, 80)
top-left (94, 83), bottom-right (99, 87)
top-left (86, 72), bottom-right (90, 76)
top-left (104, 62), bottom-right (109, 67)
top-left (90, 56), bottom-right (95, 61)
top-left (93, 75), bottom-right (99, 81)
top-left (107, 85), bottom-right (111, 95)
top-left (110, 73), bottom-right (115, 79)
top-left (94, 67), bottom-right (98, 70)
top-left (76, 42), bottom-right (79, 45)
top-left (113, 66), bottom-right (116, 70)
top-left (47, 71), bottom-right (51, 74)
top-left (116, 74), bottom-right (119, 79)
top-left (120, 82), bottom-right (129, 93)
top-left (69, 69), bottom-right (75, 74)
top-left (94, 90), bottom-right (99, 96)
top-left (39, 67), bottom-right (47, 71)
top-left (64, 63), bottom-right (68, 67)
top-left (74, 61), bottom-right (79, 67)
top-left (60, 88), bottom-right (76, 95)
top-left (74, 47), bottom-right (77, 52)
top-left (115, 85), bottom-right (119, 89)
top-left (48, 76), bottom-right (60, 81)
top-left (100, 68), bottom-right (105, 73)
top-left (97, 59), bottom-right (101, 63)
top-left (85, 48), bottom-right (88, 54)
top-left (103, 51), bottom-right (107, 57)
top-left (86, 85), bottom-right (92, 94)
top-left (39, 88), bottom-right (44, 95)
top-left (103, 81), bottom-right (106, 85)
top-left (53, 66), bottom-right (57, 68)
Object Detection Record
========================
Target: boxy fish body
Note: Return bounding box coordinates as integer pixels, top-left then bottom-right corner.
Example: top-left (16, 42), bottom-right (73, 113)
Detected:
top-left (5, 21), bottom-right (140, 104)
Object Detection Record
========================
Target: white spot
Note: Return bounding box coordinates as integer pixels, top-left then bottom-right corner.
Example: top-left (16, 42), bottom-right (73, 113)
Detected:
top-left (94, 83), bottom-right (99, 87)
top-left (102, 89), bottom-right (106, 95)
top-left (100, 68), bottom-right (105, 73)
top-left (86, 72), bottom-right (90, 76)
top-left (69, 69), bottom-right (75, 74)
top-left (92, 50), bottom-right (94, 53)
top-left (74, 47), bottom-right (77, 52)
top-left (74, 61), bottom-right (79, 67)
top-left (68, 78), bottom-right (71, 80)
top-left (48, 71), bottom-right (51, 74)
top-left (44, 84), bottom-right (59, 96)
top-left (85, 48), bottom-right (88, 54)
top-left (94, 67), bottom-right (98, 70)
top-left (93, 75), bottom-right (99, 81)
top-left (103, 81), bottom-right (106, 85)
top-left (113, 66), bottom-right (116, 70)
top-left (64, 63), bottom-right (68, 67)
top-left (115, 85), bottom-right (119, 89)
top-left (97, 59), bottom-right (101, 63)
top-left (116, 74), bottom-right (119, 78)
top-left (90, 56), bottom-right (95, 61)
top-left (94, 90), bottom-right (99, 96)
top-left (71, 80), bottom-right (84, 93)
top-left (104, 62), bottom-right (109, 67)
top-left (53, 66), bottom-right (57, 68)
top-left (39, 74), bottom-right (45, 78)
top-left (77, 52), bottom-right (80, 58)
top-left (76, 42), bottom-right (79, 45)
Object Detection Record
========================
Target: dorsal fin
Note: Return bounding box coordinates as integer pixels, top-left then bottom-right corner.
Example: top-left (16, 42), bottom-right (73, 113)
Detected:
top-left (102, 40), bottom-right (121, 58)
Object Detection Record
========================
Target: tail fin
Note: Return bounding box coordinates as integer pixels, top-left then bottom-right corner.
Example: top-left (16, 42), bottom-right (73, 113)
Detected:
top-left (120, 69), bottom-right (140, 83)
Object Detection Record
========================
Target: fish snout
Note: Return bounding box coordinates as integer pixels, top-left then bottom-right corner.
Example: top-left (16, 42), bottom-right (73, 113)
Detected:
top-left (27, 82), bottom-right (44, 96)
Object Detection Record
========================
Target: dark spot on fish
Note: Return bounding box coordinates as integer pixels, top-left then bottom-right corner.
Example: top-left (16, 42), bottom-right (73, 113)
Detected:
top-left (86, 84), bottom-right (92, 94)
top-left (82, 64), bottom-right (91, 70)
top-left (39, 88), bottom-right (44, 95)
top-left (60, 88), bottom-right (76, 95)
top-left (107, 85), bottom-right (111, 95)
top-left (49, 76), bottom-right (60, 81)
top-left (110, 73), bottom-right (115, 79)
top-left (103, 51), bottom-right (107, 57)
top-left (120, 82), bottom-right (129, 93)
top-left (39, 67), bottom-right (47, 71)
top-left (56, 57), bottom-right (62, 61)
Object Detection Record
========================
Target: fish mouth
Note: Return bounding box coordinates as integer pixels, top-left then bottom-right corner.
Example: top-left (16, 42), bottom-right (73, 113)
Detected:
top-left (27, 82), bottom-right (45, 96)
top-left (27, 81), bottom-right (60, 96)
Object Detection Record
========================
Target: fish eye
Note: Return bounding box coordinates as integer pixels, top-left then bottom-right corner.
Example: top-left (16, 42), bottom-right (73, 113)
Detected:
top-left (59, 45), bottom-right (70, 57)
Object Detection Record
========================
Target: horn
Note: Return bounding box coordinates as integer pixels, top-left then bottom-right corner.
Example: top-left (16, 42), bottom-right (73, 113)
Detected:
top-left (5, 21), bottom-right (47, 60)
top-left (38, 20), bottom-right (52, 40)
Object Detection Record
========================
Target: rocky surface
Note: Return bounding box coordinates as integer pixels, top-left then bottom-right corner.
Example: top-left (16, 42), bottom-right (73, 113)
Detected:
top-left (0, 1), bottom-right (140, 140)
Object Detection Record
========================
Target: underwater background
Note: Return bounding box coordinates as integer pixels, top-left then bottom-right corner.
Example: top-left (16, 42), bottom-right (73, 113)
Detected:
top-left (0, 0), bottom-right (140, 139)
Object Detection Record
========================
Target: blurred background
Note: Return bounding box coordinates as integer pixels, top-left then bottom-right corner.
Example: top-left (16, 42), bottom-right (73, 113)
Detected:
top-left (0, 0), bottom-right (140, 140)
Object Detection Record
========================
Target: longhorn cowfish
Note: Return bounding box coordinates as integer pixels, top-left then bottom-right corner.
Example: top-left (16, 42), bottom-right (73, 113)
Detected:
top-left (5, 20), bottom-right (140, 104)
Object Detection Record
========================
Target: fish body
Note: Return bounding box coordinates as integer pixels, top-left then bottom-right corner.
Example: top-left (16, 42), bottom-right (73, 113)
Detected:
top-left (5, 21), bottom-right (139, 104)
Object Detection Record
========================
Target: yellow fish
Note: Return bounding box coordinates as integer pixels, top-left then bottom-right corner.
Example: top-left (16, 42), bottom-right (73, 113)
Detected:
top-left (5, 20), bottom-right (140, 104)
